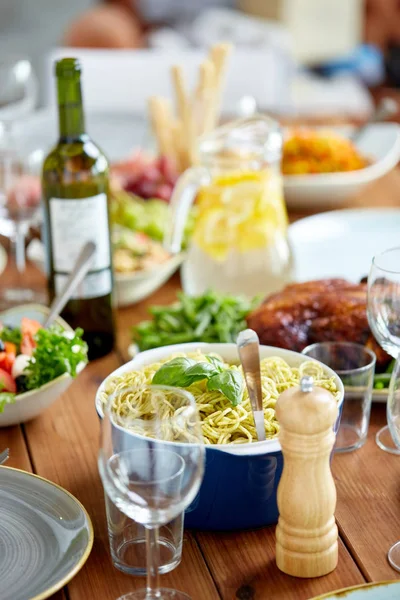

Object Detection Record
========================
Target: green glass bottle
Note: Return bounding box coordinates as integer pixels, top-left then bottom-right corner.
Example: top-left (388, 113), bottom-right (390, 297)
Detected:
top-left (42, 58), bottom-right (115, 360)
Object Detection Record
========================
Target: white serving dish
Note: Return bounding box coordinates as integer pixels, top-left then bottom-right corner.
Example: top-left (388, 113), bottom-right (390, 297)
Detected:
top-left (27, 240), bottom-right (184, 307)
top-left (288, 207), bottom-right (400, 283)
top-left (283, 123), bottom-right (400, 209)
top-left (115, 252), bottom-right (185, 306)
top-left (288, 206), bottom-right (399, 403)
top-left (0, 304), bottom-right (87, 427)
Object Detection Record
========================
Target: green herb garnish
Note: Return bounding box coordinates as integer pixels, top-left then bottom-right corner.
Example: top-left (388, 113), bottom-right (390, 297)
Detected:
top-left (23, 326), bottom-right (88, 391)
top-left (207, 369), bottom-right (244, 407)
top-left (0, 327), bottom-right (22, 351)
top-left (133, 290), bottom-right (260, 351)
top-left (152, 354), bottom-right (244, 406)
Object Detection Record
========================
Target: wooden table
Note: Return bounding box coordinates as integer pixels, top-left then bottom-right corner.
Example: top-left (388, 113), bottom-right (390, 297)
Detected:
top-left (2, 171), bottom-right (400, 600)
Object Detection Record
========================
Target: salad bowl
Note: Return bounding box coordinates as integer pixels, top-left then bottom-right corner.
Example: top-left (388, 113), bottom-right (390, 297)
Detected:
top-left (115, 252), bottom-right (185, 306)
top-left (27, 240), bottom-right (185, 307)
top-left (0, 304), bottom-right (87, 427)
top-left (95, 342), bottom-right (344, 531)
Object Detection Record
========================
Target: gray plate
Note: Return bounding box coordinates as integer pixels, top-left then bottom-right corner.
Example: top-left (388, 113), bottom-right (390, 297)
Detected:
top-left (0, 466), bottom-right (93, 600)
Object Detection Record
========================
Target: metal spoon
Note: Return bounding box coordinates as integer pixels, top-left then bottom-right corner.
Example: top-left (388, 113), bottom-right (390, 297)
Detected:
top-left (43, 241), bottom-right (96, 329)
top-left (0, 448), bottom-right (9, 465)
top-left (350, 97), bottom-right (398, 143)
top-left (237, 328), bottom-right (266, 442)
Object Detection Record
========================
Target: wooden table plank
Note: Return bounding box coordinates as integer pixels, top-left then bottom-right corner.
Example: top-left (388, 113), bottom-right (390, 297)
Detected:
top-left (197, 531), bottom-right (364, 600)
top-left (23, 352), bottom-right (220, 600)
top-left (0, 425), bottom-right (32, 471)
top-left (333, 404), bottom-right (400, 584)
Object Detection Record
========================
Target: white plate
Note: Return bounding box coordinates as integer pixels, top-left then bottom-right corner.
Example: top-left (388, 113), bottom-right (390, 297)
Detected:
top-left (283, 123), bottom-right (400, 209)
top-left (289, 207), bottom-right (397, 403)
top-left (288, 208), bottom-right (400, 283)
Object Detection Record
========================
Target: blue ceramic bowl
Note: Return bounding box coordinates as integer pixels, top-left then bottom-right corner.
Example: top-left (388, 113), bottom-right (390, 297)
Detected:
top-left (95, 343), bottom-right (344, 531)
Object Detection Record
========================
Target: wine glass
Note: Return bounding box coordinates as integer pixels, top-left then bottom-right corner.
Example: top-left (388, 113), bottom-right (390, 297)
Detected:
top-left (99, 385), bottom-right (205, 600)
top-left (0, 127), bottom-right (44, 308)
top-left (383, 354), bottom-right (400, 571)
top-left (0, 57), bottom-right (37, 122)
top-left (367, 246), bottom-right (400, 454)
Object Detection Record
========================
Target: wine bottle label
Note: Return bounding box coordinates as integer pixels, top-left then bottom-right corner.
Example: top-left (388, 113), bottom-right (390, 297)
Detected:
top-left (54, 270), bottom-right (112, 299)
top-left (49, 193), bottom-right (112, 299)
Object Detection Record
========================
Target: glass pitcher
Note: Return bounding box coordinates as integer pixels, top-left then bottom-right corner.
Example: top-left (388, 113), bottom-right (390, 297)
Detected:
top-left (165, 115), bottom-right (294, 298)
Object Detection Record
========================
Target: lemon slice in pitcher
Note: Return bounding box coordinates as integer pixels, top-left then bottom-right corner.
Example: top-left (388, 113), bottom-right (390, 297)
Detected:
top-left (193, 170), bottom-right (288, 261)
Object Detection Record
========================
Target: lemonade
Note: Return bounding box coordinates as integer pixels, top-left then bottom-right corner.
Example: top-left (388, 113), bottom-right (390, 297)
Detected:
top-left (193, 170), bottom-right (288, 260)
top-left (181, 169), bottom-right (293, 298)
top-left (168, 115), bottom-right (294, 298)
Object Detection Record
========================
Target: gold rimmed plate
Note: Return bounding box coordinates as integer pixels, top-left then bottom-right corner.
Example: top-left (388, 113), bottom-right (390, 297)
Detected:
top-left (0, 466), bottom-right (93, 600)
top-left (309, 580), bottom-right (400, 599)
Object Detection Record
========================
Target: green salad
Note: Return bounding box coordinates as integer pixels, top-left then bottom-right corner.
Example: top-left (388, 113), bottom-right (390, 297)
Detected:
top-left (0, 317), bottom-right (88, 413)
top-left (110, 190), bottom-right (195, 247)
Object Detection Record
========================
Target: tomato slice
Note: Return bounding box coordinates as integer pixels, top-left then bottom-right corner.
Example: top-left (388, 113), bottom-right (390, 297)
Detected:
top-left (0, 352), bottom-right (14, 374)
top-left (0, 367), bottom-right (16, 393)
top-left (21, 336), bottom-right (35, 357)
top-left (21, 318), bottom-right (42, 337)
top-left (20, 318), bottom-right (42, 357)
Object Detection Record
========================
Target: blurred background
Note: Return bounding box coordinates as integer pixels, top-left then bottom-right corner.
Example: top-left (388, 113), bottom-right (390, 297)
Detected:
top-left (1, 0), bottom-right (400, 120)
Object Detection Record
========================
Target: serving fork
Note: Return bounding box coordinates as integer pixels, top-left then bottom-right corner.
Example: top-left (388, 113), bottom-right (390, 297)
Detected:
top-left (0, 448), bottom-right (9, 465)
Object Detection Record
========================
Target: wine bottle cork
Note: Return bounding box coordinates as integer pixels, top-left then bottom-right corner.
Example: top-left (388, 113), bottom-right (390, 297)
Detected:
top-left (275, 375), bottom-right (339, 578)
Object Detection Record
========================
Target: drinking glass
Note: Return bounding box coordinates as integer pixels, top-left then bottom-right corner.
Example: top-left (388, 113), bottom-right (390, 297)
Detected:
top-left (0, 127), bottom-right (44, 308)
top-left (302, 342), bottom-right (375, 452)
top-left (99, 385), bottom-right (205, 600)
top-left (382, 355), bottom-right (400, 571)
top-left (104, 493), bottom-right (184, 576)
top-left (367, 246), bottom-right (400, 454)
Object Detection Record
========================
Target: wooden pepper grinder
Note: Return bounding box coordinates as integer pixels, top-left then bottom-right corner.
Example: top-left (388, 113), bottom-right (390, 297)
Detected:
top-left (275, 375), bottom-right (339, 578)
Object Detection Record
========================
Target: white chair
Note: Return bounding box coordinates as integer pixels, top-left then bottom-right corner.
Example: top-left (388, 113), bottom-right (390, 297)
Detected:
top-left (43, 46), bottom-right (294, 115)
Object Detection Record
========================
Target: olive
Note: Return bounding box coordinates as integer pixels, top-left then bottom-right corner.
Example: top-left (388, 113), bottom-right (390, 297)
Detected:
top-left (15, 375), bottom-right (28, 393)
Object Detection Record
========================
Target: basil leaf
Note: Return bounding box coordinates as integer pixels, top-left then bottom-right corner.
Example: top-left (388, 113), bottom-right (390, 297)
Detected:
top-left (207, 369), bottom-right (244, 406)
top-left (152, 357), bottom-right (197, 387)
top-left (205, 355), bottom-right (224, 372)
top-left (184, 362), bottom-right (216, 385)
top-left (0, 392), bottom-right (16, 414)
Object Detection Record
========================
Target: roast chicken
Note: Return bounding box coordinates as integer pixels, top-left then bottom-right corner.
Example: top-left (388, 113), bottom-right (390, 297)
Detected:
top-left (246, 278), bottom-right (390, 370)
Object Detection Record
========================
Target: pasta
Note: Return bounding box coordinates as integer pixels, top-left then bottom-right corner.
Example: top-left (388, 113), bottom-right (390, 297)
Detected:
top-left (101, 352), bottom-right (340, 445)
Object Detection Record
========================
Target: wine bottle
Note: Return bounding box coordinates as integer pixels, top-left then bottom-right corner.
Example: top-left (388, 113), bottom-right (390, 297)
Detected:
top-left (41, 57), bottom-right (115, 360)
